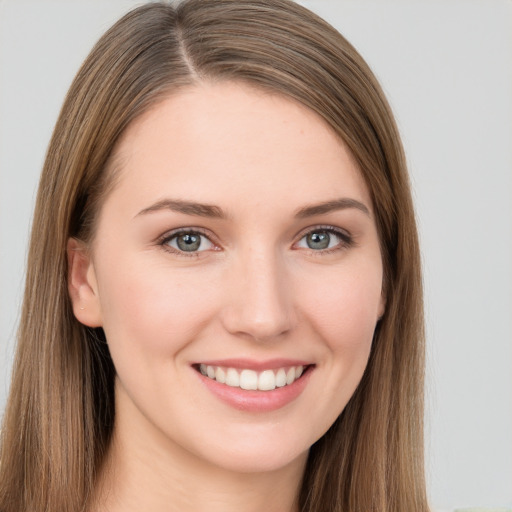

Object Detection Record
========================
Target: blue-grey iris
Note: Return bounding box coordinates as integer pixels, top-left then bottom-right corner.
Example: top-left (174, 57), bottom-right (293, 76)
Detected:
top-left (177, 233), bottom-right (201, 251)
top-left (307, 231), bottom-right (330, 250)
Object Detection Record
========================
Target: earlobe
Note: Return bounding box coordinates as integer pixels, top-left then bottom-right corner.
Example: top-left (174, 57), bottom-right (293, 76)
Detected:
top-left (67, 238), bottom-right (103, 327)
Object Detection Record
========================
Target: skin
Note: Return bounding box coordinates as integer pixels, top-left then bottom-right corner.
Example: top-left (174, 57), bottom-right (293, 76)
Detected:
top-left (68, 81), bottom-right (385, 512)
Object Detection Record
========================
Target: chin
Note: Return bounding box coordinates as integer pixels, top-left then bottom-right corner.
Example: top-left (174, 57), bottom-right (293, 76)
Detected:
top-left (200, 442), bottom-right (310, 475)
top-left (175, 419), bottom-right (316, 475)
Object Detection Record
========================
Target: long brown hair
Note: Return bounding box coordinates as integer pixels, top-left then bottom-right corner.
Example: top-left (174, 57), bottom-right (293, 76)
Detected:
top-left (0, 1), bottom-right (428, 511)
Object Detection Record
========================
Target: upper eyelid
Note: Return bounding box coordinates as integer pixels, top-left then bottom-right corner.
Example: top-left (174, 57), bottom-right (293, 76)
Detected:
top-left (294, 224), bottom-right (352, 241)
top-left (293, 226), bottom-right (355, 253)
top-left (158, 229), bottom-right (218, 258)
top-left (158, 227), bottom-right (216, 244)
top-left (156, 224), bottom-right (353, 248)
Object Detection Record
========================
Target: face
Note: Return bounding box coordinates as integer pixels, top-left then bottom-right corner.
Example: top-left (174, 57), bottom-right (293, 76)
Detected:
top-left (69, 82), bottom-right (385, 475)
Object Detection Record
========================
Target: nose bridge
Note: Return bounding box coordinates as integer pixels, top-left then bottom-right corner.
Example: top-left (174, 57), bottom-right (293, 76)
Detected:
top-left (221, 244), bottom-right (295, 341)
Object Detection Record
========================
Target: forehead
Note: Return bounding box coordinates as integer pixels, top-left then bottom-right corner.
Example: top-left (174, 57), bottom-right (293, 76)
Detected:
top-left (104, 81), bottom-right (372, 216)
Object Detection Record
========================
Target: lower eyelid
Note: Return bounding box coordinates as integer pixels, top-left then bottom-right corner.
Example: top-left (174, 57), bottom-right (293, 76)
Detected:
top-left (157, 227), bottom-right (353, 256)
top-left (158, 229), bottom-right (217, 254)
top-left (170, 234), bottom-right (213, 250)
top-left (295, 227), bottom-right (353, 250)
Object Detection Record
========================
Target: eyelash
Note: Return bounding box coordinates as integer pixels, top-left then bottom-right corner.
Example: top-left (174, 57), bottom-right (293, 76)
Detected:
top-left (157, 225), bottom-right (354, 258)
top-left (294, 225), bottom-right (354, 254)
top-left (158, 228), bottom-right (217, 258)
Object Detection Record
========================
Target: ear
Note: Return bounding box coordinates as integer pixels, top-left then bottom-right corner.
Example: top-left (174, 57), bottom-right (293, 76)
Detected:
top-left (67, 238), bottom-right (103, 327)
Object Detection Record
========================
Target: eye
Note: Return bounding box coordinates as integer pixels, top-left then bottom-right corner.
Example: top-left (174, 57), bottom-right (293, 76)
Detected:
top-left (163, 231), bottom-right (214, 253)
top-left (296, 228), bottom-right (352, 251)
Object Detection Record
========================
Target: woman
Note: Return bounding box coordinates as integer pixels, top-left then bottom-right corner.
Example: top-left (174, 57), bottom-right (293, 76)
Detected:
top-left (0, 1), bottom-right (428, 511)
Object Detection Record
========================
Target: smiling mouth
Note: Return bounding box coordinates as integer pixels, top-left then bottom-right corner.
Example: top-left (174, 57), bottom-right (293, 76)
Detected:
top-left (195, 364), bottom-right (311, 391)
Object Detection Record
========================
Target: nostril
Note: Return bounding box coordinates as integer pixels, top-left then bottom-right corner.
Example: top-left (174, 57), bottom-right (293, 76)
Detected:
top-left (219, 262), bottom-right (297, 340)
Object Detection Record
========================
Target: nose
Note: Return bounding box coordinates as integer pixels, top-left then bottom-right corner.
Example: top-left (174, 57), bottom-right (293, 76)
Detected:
top-left (220, 248), bottom-right (297, 342)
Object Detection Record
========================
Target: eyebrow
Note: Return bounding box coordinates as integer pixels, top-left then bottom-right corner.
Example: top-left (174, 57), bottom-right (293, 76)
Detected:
top-left (135, 199), bottom-right (226, 219)
top-left (135, 197), bottom-right (370, 220)
top-left (294, 198), bottom-right (370, 218)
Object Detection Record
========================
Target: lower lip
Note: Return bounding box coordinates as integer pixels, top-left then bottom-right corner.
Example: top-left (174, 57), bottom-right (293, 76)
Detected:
top-left (196, 367), bottom-right (313, 412)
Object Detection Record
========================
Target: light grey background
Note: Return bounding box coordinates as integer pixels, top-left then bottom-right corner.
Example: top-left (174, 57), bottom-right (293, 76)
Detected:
top-left (1, 1), bottom-right (511, 510)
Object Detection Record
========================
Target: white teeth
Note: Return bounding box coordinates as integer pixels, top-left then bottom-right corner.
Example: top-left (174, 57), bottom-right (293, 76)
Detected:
top-left (198, 364), bottom-right (308, 391)
top-left (275, 368), bottom-right (287, 387)
top-left (225, 368), bottom-right (240, 387)
top-left (258, 370), bottom-right (276, 391)
top-left (240, 369), bottom-right (258, 390)
top-left (215, 366), bottom-right (226, 384)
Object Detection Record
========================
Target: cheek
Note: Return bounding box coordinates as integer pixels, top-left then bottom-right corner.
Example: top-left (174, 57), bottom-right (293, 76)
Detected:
top-left (287, 261), bottom-right (383, 436)
top-left (298, 262), bottom-right (383, 354)
top-left (96, 258), bottom-right (221, 357)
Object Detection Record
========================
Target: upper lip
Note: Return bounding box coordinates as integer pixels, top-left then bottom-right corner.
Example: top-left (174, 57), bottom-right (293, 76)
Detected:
top-left (193, 358), bottom-right (313, 371)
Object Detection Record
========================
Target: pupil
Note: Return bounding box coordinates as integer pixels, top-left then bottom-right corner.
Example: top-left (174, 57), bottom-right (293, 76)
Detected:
top-left (307, 231), bottom-right (330, 250)
top-left (177, 233), bottom-right (200, 251)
